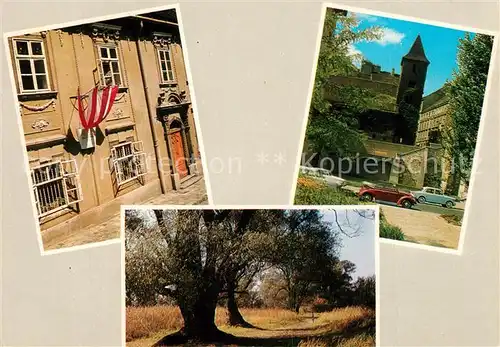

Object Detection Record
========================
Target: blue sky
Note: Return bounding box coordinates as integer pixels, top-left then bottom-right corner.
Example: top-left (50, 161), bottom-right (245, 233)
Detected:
top-left (322, 209), bottom-right (376, 280)
top-left (348, 12), bottom-right (471, 96)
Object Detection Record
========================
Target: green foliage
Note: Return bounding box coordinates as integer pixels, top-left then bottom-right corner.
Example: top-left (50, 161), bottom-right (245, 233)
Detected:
top-left (379, 212), bottom-right (405, 241)
top-left (396, 88), bottom-right (420, 144)
top-left (126, 208), bottom-right (377, 336)
top-left (443, 33), bottom-right (493, 182)
top-left (307, 10), bottom-right (383, 156)
top-left (351, 275), bottom-right (376, 309)
top-left (270, 210), bottom-right (341, 312)
top-left (294, 180), bottom-right (370, 206)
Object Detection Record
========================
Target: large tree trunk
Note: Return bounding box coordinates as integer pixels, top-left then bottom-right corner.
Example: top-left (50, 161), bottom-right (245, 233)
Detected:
top-left (178, 287), bottom-right (225, 341)
top-left (227, 281), bottom-right (252, 327)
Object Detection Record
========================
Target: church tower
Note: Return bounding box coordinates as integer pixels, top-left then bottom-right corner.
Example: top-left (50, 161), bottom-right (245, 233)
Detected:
top-left (396, 35), bottom-right (430, 110)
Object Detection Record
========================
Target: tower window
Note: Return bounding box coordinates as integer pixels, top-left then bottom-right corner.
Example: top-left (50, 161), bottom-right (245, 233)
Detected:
top-left (412, 64), bottom-right (417, 73)
top-left (408, 80), bottom-right (416, 88)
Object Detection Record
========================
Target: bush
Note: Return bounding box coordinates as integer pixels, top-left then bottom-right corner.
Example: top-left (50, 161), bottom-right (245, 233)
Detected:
top-left (295, 176), bottom-right (369, 205)
top-left (379, 212), bottom-right (405, 241)
top-left (441, 214), bottom-right (462, 226)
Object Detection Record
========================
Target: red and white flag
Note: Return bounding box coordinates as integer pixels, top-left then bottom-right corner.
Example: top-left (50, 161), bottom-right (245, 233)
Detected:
top-left (77, 85), bottom-right (119, 130)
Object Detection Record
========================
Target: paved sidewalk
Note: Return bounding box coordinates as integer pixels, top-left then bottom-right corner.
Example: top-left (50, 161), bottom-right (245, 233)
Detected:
top-left (43, 178), bottom-right (208, 251)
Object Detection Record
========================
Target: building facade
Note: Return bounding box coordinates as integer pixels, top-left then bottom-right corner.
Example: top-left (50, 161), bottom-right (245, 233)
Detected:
top-left (325, 35), bottom-right (430, 145)
top-left (8, 11), bottom-right (203, 236)
top-left (415, 86), bottom-right (449, 147)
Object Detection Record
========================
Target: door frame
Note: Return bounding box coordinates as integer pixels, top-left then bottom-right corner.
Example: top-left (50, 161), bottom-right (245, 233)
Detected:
top-left (163, 113), bottom-right (194, 182)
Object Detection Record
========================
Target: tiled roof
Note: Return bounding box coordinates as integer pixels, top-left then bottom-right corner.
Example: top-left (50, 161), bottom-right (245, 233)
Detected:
top-left (403, 35), bottom-right (430, 64)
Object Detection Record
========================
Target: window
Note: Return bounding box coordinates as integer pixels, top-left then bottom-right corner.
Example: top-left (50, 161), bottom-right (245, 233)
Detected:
top-left (13, 39), bottom-right (50, 93)
top-left (31, 160), bottom-right (82, 218)
top-left (412, 64), bottom-right (417, 73)
top-left (98, 46), bottom-right (122, 86)
top-left (157, 49), bottom-right (175, 83)
top-left (408, 80), bottom-right (416, 88)
top-left (110, 141), bottom-right (147, 186)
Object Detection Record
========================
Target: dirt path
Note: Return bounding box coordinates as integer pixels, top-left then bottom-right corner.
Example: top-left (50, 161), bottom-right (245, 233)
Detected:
top-left (127, 310), bottom-right (372, 347)
top-left (382, 205), bottom-right (460, 249)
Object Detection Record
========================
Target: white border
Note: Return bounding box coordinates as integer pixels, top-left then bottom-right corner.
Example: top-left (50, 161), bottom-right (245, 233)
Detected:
top-left (2, 3), bottom-right (213, 257)
top-left (289, 2), bottom-right (500, 256)
top-left (120, 204), bottom-right (381, 347)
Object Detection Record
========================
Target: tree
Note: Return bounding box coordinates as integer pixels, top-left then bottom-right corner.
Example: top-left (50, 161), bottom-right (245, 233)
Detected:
top-left (317, 259), bottom-right (357, 308)
top-left (351, 275), bottom-right (376, 309)
top-left (148, 210), bottom-right (278, 341)
top-left (443, 33), bottom-right (493, 186)
top-left (306, 10), bottom-right (383, 157)
top-left (125, 210), bottom-right (165, 306)
top-left (396, 88), bottom-right (420, 144)
top-left (271, 210), bottom-right (340, 313)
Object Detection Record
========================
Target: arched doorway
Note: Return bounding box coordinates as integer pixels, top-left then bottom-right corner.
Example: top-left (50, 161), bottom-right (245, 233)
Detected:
top-left (168, 119), bottom-right (188, 179)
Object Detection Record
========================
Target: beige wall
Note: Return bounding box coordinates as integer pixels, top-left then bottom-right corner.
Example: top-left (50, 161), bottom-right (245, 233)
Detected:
top-left (8, 22), bottom-right (200, 231)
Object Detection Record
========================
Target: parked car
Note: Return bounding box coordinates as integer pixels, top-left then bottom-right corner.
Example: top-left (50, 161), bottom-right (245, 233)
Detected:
top-left (358, 184), bottom-right (417, 209)
top-left (299, 166), bottom-right (346, 188)
top-left (410, 187), bottom-right (457, 208)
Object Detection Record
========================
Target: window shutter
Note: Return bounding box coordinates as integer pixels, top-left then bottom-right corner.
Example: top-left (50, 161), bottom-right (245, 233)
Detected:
top-left (61, 159), bottom-right (83, 206)
top-left (31, 170), bottom-right (41, 216)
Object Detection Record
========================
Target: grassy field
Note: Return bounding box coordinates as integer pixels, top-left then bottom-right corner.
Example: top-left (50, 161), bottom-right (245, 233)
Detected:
top-left (126, 305), bottom-right (375, 347)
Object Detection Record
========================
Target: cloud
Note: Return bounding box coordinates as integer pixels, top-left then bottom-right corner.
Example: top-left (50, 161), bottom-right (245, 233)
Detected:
top-left (374, 28), bottom-right (405, 46)
top-left (355, 13), bottom-right (379, 23)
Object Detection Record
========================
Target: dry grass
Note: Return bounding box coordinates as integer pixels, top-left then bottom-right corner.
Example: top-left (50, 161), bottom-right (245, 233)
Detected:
top-left (127, 305), bottom-right (375, 347)
top-left (299, 334), bottom-right (374, 347)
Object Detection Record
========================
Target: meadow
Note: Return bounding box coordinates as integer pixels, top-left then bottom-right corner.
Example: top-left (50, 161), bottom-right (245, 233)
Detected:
top-left (126, 305), bottom-right (375, 347)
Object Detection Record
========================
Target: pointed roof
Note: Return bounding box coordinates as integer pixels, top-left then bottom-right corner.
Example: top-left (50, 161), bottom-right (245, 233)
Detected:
top-left (402, 35), bottom-right (430, 64)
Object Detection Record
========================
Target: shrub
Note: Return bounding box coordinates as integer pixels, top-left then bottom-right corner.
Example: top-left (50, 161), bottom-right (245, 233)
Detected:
top-left (295, 176), bottom-right (369, 205)
top-left (379, 212), bottom-right (405, 241)
top-left (441, 214), bottom-right (462, 226)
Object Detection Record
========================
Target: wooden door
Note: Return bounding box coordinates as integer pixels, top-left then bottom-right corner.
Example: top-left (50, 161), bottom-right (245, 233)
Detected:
top-left (170, 130), bottom-right (188, 179)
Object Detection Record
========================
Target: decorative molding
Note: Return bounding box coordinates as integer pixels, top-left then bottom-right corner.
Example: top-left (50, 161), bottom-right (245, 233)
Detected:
top-left (40, 31), bottom-right (47, 38)
top-left (26, 134), bottom-right (66, 151)
top-left (90, 23), bottom-right (122, 43)
top-left (56, 29), bottom-right (64, 46)
top-left (31, 119), bottom-right (50, 131)
top-left (152, 32), bottom-right (174, 47)
top-left (114, 93), bottom-right (126, 103)
top-left (105, 121), bottom-right (135, 135)
top-left (79, 31), bottom-right (85, 48)
top-left (18, 90), bottom-right (58, 102)
top-left (112, 108), bottom-right (124, 118)
top-left (19, 98), bottom-right (56, 112)
top-left (157, 86), bottom-right (188, 108)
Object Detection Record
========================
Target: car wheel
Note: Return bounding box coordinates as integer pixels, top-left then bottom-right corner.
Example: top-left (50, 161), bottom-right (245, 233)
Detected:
top-left (417, 196), bottom-right (426, 204)
top-left (445, 201), bottom-right (454, 208)
top-left (401, 199), bottom-right (412, 209)
top-left (362, 193), bottom-right (374, 202)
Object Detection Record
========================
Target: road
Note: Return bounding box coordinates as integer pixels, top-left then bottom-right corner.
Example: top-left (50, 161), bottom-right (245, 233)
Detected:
top-left (344, 184), bottom-right (465, 217)
top-left (342, 183), bottom-right (463, 249)
top-left (411, 202), bottom-right (464, 217)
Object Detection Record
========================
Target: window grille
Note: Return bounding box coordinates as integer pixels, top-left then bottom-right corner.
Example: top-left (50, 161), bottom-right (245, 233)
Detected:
top-left (31, 160), bottom-right (82, 218)
top-left (110, 141), bottom-right (147, 186)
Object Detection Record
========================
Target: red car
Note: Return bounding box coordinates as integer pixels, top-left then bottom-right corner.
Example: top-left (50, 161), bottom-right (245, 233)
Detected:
top-left (358, 184), bottom-right (417, 209)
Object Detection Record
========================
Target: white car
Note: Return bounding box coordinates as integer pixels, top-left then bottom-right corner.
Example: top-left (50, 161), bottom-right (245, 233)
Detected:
top-left (299, 166), bottom-right (346, 188)
top-left (411, 187), bottom-right (457, 208)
